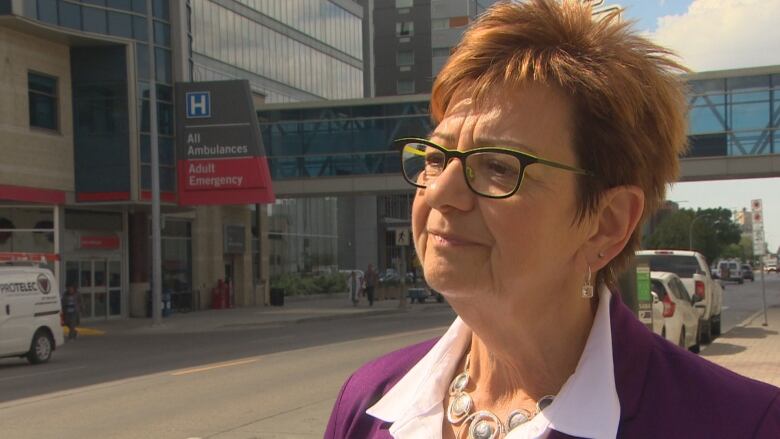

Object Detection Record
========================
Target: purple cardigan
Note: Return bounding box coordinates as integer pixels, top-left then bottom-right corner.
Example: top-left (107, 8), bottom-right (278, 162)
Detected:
top-left (325, 294), bottom-right (780, 438)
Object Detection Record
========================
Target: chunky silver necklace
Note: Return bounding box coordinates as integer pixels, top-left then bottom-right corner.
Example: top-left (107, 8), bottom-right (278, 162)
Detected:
top-left (447, 354), bottom-right (555, 439)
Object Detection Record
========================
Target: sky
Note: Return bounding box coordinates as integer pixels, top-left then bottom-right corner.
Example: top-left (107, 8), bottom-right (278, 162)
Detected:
top-left (614, 0), bottom-right (780, 254)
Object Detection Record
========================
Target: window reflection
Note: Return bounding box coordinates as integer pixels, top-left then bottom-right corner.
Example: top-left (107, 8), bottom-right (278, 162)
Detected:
top-left (189, 0), bottom-right (364, 101)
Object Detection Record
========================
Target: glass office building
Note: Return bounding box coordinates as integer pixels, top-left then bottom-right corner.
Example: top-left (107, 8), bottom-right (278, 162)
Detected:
top-left (20, 0), bottom-right (176, 196)
top-left (688, 71), bottom-right (780, 157)
top-left (259, 68), bottom-right (780, 181)
top-left (190, 0), bottom-right (364, 103)
top-left (258, 96), bottom-right (431, 179)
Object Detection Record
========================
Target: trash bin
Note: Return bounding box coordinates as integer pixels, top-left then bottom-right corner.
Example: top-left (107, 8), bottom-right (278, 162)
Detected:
top-left (270, 288), bottom-right (285, 306)
top-left (146, 290), bottom-right (172, 317)
top-left (162, 290), bottom-right (172, 317)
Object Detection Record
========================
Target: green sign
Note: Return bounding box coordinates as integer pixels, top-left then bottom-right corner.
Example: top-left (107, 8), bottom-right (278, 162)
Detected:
top-left (636, 264), bottom-right (651, 302)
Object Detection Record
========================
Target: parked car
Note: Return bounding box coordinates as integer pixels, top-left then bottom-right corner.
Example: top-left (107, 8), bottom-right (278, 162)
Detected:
top-left (741, 264), bottom-right (754, 282)
top-left (718, 260), bottom-right (743, 284)
top-left (650, 271), bottom-right (701, 353)
top-left (765, 262), bottom-right (778, 273)
top-left (406, 287), bottom-right (445, 304)
top-left (379, 268), bottom-right (416, 284)
top-left (635, 250), bottom-right (722, 344)
top-left (0, 263), bottom-right (65, 364)
top-left (710, 264), bottom-right (720, 279)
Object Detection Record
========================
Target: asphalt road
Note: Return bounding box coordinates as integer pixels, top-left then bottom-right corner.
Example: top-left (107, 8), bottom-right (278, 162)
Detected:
top-left (718, 272), bottom-right (780, 334)
top-left (1, 276), bottom-right (777, 438)
top-left (0, 305), bottom-right (456, 439)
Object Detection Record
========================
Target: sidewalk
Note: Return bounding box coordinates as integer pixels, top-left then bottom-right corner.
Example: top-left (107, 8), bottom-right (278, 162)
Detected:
top-left (701, 305), bottom-right (780, 387)
top-left (78, 294), bottom-right (446, 336)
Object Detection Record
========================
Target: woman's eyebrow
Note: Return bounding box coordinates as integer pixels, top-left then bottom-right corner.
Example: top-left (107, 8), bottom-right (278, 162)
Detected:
top-left (428, 131), bottom-right (455, 145)
top-left (427, 133), bottom-right (539, 156)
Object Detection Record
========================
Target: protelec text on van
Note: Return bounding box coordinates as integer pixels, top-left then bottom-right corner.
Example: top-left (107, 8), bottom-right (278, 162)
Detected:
top-left (0, 282), bottom-right (40, 294)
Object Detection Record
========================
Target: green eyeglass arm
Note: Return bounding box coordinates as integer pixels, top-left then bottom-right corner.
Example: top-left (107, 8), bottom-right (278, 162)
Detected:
top-left (535, 158), bottom-right (595, 176)
top-left (402, 145), bottom-right (426, 157)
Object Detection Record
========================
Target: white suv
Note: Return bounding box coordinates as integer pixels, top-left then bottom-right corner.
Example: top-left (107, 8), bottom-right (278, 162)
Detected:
top-left (635, 250), bottom-right (723, 344)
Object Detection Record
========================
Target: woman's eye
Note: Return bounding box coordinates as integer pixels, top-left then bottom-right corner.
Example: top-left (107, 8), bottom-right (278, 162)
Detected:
top-left (426, 155), bottom-right (444, 167)
top-left (487, 160), bottom-right (518, 177)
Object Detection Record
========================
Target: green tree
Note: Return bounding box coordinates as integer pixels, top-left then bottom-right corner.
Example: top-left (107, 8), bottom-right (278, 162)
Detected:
top-left (643, 208), bottom-right (741, 264)
top-left (721, 243), bottom-right (744, 260)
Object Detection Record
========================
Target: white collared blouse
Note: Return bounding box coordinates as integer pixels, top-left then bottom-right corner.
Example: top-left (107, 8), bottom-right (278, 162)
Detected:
top-left (367, 286), bottom-right (621, 439)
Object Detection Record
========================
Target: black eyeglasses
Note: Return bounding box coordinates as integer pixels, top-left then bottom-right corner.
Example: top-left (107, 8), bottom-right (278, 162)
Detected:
top-left (396, 137), bottom-right (594, 199)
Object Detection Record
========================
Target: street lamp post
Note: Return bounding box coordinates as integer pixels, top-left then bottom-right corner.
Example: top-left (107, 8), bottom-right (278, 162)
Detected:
top-left (689, 214), bottom-right (704, 251)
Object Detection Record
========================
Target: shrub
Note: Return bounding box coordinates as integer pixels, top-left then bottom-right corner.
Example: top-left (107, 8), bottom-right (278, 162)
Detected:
top-left (270, 272), bottom-right (348, 296)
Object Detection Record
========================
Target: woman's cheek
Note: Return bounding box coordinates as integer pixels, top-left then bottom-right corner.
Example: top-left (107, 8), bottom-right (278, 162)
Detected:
top-left (411, 191), bottom-right (430, 261)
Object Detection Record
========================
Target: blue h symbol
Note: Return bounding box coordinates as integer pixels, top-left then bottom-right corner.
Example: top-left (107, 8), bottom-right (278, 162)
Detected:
top-left (186, 92), bottom-right (211, 118)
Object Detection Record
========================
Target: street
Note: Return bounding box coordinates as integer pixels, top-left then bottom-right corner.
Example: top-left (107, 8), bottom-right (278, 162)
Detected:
top-left (0, 277), bottom-right (778, 439)
top-left (717, 272), bottom-right (780, 334)
top-left (0, 304), bottom-right (456, 439)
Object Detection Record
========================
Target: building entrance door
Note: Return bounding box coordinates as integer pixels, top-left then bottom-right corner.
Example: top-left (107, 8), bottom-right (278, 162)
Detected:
top-left (65, 258), bottom-right (122, 319)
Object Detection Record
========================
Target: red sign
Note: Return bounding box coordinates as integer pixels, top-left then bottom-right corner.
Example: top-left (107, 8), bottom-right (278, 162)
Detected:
top-left (177, 157), bottom-right (275, 206)
top-left (175, 81), bottom-right (275, 207)
top-left (0, 252), bottom-right (60, 262)
top-left (80, 235), bottom-right (120, 250)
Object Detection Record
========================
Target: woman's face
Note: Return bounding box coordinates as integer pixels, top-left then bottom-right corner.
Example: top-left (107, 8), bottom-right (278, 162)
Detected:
top-left (412, 83), bottom-right (590, 304)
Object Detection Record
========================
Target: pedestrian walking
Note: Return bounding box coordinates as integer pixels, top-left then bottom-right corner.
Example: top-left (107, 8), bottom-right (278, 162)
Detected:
top-left (364, 264), bottom-right (378, 307)
top-left (348, 270), bottom-right (362, 307)
top-left (61, 284), bottom-right (81, 340)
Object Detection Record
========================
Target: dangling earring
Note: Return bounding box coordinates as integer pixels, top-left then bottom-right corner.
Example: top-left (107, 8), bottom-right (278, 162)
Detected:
top-left (581, 264), bottom-right (594, 299)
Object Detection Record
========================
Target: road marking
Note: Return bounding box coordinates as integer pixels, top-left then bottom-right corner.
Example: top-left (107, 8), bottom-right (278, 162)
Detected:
top-left (0, 366), bottom-right (87, 382)
top-left (171, 358), bottom-right (258, 376)
top-left (64, 326), bottom-right (106, 336)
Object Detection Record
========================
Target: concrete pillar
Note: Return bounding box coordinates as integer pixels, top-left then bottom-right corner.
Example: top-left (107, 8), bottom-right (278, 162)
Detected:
top-left (192, 204), bottom-right (259, 309)
top-left (128, 211), bottom-right (150, 317)
top-left (355, 195), bottom-right (379, 270)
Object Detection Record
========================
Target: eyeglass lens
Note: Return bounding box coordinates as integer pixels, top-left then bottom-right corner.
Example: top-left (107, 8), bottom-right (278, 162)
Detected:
top-left (402, 142), bottom-right (522, 197)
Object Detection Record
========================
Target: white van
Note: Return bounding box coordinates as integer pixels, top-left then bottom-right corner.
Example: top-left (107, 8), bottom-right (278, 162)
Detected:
top-left (0, 264), bottom-right (64, 364)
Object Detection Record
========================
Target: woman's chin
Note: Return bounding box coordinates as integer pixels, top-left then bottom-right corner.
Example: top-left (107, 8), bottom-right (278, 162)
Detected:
top-left (424, 270), bottom-right (473, 299)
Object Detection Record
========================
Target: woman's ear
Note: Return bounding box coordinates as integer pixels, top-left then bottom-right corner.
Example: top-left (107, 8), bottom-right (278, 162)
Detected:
top-left (585, 185), bottom-right (644, 270)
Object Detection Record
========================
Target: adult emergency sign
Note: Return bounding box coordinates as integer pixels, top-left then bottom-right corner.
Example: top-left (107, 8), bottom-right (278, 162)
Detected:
top-left (175, 80), bottom-right (275, 206)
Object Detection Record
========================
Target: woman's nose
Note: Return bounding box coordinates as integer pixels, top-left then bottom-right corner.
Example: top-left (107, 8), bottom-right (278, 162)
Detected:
top-left (424, 158), bottom-right (476, 212)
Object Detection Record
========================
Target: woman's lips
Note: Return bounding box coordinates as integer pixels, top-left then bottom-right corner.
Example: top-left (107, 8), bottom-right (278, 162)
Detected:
top-left (429, 232), bottom-right (480, 247)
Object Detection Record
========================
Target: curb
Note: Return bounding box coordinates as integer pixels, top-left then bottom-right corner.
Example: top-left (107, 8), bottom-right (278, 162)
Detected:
top-left (735, 309), bottom-right (766, 329)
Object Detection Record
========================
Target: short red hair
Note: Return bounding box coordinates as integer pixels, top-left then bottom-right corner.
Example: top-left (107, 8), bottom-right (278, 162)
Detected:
top-left (431, 0), bottom-right (690, 287)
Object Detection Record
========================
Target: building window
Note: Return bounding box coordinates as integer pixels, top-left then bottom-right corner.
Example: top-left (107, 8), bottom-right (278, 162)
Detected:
top-left (432, 47), bottom-right (451, 58)
top-left (28, 72), bottom-right (58, 131)
top-left (396, 21), bottom-right (414, 37)
top-left (432, 18), bottom-right (449, 30)
top-left (395, 0), bottom-right (413, 7)
top-left (397, 51), bottom-right (414, 66)
top-left (397, 79), bottom-right (415, 94)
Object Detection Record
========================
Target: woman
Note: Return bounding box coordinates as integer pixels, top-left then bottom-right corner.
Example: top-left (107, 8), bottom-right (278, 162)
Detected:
top-left (326, 1), bottom-right (780, 438)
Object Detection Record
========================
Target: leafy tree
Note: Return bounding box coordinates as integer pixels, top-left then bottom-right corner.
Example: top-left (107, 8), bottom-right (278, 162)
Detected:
top-left (643, 208), bottom-right (741, 264)
top-left (721, 243), bottom-right (744, 260)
